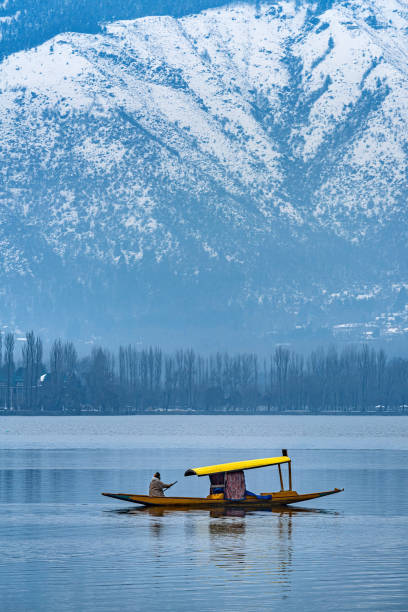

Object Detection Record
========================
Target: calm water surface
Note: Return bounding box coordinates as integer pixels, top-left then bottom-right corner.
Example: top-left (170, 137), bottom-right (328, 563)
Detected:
top-left (0, 416), bottom-right (407, 611)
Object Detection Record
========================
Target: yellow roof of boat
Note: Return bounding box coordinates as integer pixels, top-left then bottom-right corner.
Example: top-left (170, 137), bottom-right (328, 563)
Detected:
top-left (184, 456), bottom-right (291, 477)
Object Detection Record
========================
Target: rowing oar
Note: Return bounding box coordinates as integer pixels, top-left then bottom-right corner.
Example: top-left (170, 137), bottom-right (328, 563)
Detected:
top-left (166, 481), bottom-right (178, 490)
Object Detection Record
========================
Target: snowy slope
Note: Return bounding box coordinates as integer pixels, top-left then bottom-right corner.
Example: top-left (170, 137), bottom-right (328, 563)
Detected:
top-left (0, 0), bottom-right (407, 347)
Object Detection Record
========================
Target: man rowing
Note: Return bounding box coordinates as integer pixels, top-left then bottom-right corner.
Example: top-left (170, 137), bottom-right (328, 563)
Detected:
top-left (149, 472), bottom-right (176, 497)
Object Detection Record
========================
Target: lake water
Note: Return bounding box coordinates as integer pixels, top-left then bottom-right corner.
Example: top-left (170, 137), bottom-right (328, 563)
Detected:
top-left (0, 416), bottom-right (407, 612)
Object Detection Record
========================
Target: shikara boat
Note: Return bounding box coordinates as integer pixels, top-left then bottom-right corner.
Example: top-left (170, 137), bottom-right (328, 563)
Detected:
top-left (102, 450), bottom-right (343, 508)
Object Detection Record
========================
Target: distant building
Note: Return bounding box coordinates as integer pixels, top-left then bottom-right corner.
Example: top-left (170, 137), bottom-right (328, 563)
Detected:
top-left (332, 323), bottom-right (379, 340)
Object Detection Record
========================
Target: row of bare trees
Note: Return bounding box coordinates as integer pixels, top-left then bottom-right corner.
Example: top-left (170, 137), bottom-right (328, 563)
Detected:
top-left (264, 345), bottom-right (405, 411)
top-left (0, 331), bottom-right (43, 409)
top-left (0, 331), bottom-right (407, 412)
top-left (117, 347), bottom-right (259, 411)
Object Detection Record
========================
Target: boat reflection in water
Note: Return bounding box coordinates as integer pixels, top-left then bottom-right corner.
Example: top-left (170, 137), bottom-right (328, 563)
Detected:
top-left (204, 506), bottom-right (337, 588)
top-left (103, 452), bottom-right (343, 600)
top-left (111, 505), bottom-right (334, 518)
top-left (111, 505), bottom-right (338, 593)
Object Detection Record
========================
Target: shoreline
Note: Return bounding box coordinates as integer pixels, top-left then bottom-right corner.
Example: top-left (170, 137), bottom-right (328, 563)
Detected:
top-left (0, 410), bottom-right (407, 417)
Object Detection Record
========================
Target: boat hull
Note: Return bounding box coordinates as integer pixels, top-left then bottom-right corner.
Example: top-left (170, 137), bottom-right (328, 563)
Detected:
top-left (102, 488), bottom-right (343, 507)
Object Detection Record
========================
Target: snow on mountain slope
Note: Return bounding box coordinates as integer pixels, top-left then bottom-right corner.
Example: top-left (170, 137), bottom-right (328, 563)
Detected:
top-left (0, 0), bottom-right (407, 347)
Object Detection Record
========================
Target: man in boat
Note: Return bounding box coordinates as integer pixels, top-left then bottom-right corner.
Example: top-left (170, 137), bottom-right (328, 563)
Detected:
top-left (149, 472), bottom-right (174, 497)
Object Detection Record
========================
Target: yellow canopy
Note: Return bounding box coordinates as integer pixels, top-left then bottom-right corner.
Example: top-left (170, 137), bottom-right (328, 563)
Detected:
top-left (184, 456), bottom-right (290, 477)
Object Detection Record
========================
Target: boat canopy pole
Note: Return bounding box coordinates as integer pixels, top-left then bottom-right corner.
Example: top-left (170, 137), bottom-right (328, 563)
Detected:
top-left (277, 464), bottom-right (284, 491)
top-left (282, 449), bottom-right (292, 491)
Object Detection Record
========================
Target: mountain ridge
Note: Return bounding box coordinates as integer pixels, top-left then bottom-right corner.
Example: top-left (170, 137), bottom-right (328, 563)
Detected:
top-left (1, 0), bottom-right (408, 350)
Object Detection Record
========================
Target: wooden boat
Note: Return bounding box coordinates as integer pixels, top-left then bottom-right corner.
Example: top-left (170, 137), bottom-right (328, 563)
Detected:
top-left (102, 450), bottom-right (343, 508)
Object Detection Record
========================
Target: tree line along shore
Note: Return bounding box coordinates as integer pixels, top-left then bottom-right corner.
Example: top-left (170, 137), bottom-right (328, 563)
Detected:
top-left (0, 331), bottom-right (407, 414)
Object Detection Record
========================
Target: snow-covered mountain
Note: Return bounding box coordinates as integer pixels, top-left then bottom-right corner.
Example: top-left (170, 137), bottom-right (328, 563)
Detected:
top-left (0, 0), bottom-right (408, 349)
